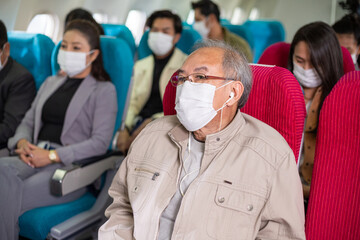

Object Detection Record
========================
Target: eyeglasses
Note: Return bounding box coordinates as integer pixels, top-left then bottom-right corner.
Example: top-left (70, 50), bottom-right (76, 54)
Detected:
top-left (170, 73), bottom-right (235, 87)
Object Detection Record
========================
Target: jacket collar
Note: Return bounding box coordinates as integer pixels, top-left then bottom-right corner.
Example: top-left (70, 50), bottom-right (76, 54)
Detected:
top-left (61, 74), bottom-right (97, 136)
top-left (168, 110), bottom-right (245, 153)
top-left (0, 57), bottom-right (13, 82)
top-left (166, 48), bottom-right (184, 71)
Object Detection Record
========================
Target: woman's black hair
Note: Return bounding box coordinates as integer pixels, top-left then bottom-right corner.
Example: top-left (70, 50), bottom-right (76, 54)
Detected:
top-left (288, 21), bottom-right (344, 111)
top-left (65, 19), bottom-right (110, 82)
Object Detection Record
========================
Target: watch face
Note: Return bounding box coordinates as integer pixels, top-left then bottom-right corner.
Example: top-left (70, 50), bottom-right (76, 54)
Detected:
top-left (49, 151), bottom-right (56, 161)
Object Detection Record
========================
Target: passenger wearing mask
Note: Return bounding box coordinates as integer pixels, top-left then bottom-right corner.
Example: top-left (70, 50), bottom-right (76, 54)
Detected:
top-left (191, 0), bottom-right (253, 62)
top-left (99, 40), bottom-right (305, 240)
top-left (116, 10), bottom-right (187, 153)
top-left (0, 20), bottom-right (117, 240)
top-left (288, 22), bottom-right (344, 202)
top-left (333, 14), bottom-right (360, 70)
top-left (0, 20), bottom-right (36, 156)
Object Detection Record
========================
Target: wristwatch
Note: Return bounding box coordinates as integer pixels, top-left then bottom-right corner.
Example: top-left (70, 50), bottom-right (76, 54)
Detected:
top-left (49, 150), bottom-right (57, 164)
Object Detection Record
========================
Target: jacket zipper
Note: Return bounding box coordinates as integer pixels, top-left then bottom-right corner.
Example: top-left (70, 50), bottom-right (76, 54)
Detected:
top-left (134, 167), bottom-right (160, 180)
top-left (156, 133), bottom-right (186, 239)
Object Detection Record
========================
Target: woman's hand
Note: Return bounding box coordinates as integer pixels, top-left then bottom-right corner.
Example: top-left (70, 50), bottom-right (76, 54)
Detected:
top-left (27, 144), bottom-right (57, 168)
top-left (15, 139), bottom-right (34, 167)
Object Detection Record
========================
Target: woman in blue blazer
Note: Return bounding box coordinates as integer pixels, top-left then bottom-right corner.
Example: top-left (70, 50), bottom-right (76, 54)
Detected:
top-left (0, 20), bottom-right (118, 239)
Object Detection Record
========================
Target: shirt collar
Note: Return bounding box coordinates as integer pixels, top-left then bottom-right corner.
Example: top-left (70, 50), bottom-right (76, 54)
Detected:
top-left (168, 110), bottom-right (245, 152)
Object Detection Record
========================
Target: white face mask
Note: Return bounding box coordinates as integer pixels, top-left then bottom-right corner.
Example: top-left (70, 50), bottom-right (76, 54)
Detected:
top-left (351, 53), bottom-right (357, 64)
top-left (175, 81), bottom-right (233, 132)
top-left (57, 49), bottom-right (94, 77)
top-left (351, 46), bottom-right (359, 64)
top-left (193, 20), bottom-right (210, 39)
top-left (148, 32), bottom-right (174, 56)
top-left (293, 62), bottom-right (322, 88)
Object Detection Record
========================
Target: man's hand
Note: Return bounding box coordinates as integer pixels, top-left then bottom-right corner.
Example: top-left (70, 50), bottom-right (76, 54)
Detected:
top-left (116, 129), bottom-right (130, 154)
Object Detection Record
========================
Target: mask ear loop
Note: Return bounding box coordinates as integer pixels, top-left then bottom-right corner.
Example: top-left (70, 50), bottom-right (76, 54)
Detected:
top-left (217, 92), bottom-right (234, 132)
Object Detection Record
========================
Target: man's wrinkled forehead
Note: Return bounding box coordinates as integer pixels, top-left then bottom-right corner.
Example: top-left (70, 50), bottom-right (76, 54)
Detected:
top-left (180, 47), bottom-right (224, 74)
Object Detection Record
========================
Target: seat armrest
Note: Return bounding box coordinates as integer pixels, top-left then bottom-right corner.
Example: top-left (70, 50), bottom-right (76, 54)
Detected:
top-left (51, 152), bottom-right (124, 197)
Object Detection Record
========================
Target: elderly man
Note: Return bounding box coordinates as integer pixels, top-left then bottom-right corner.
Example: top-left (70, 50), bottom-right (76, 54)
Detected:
top-left (99, 41), bottom-right (305, 239)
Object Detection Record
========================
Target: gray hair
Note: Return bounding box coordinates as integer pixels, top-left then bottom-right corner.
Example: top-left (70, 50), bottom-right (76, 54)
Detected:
top-left (192, 40), bottom-right (252, 108)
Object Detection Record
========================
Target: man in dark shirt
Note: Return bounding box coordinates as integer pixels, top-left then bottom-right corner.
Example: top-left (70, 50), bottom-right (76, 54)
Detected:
top-left (0, 20), bottom-right (36, 155)
top-left (116, 10), bottom-right (188, 153)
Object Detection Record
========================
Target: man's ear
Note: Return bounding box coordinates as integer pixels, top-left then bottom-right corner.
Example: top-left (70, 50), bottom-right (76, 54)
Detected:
top-left (173, 33), bottom-right (181, 45)
top-left (3, 42), bottom-right (10, 58)
top-left (207, 13), bottom-right (217, 27)
top-left (226, 81), bottom-right (244, 107)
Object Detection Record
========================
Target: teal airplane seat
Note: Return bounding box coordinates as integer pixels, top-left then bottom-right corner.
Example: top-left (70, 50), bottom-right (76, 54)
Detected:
top-left (222, 24), bottom-right (255, 52)
top-left (7, 32), bottom-right (55, 90)
top-left (101, 24), bottom-right (136, 55)
top-left (242, 20), bottom-right (285, 63)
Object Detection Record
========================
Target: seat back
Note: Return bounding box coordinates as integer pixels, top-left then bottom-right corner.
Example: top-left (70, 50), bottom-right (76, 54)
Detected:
top-left (258, 42), bottom-right (355, 74)
top-left (305, 71), bottom-right (360, 239)
top-left (257, 42), bottom-right (290, 68)
top-left (137, 28), bottom-right (201, 60)
top-left (163, 65), bottom-right (306, 161)
top-left (241, 64), bottom-right (306, 161)
top-left (7, 32), bottom-right (55, 89)
top-left (222, 24), bottom-right (255, 50)
top-left (51, 36), bottom-right (133, 135)
top-left (101, 24), bottom-right (136, 55)
top-left (242, 20), bottom-right (285, 63)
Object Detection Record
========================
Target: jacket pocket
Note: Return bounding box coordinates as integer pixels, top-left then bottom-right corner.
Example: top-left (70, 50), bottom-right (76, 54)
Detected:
top-left (127, 166), bottom-right (161, 213)
top-left (207, 184), bottom-right (266, 240)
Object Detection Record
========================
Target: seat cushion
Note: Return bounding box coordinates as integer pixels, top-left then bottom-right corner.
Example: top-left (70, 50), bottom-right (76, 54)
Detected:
top-left (19, 192), bottom-right (96, 240)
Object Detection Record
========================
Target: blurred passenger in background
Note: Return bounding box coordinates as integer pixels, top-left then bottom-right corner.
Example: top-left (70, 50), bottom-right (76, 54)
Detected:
top-left (0, 20), bottom-right (117, 240)
top-left (333, 14), bottom-right (360, 70)
top-left (116, 10), bottom-right (187, 153)
top-left (288, 21), bottom-right (344, 204)
top-left (65, 8), bottom-right (105, 35)
top-left (191, 0), bottom-right (253, 62)
top-left (0, 20), bottom-right (36, 157)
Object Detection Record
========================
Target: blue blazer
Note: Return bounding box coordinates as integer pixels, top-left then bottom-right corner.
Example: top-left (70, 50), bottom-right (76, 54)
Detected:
top-left (8, 74), bottom-right (118, 165)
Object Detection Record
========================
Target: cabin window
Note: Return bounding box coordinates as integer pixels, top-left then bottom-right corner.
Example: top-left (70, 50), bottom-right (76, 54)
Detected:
top-left (249, 8), bottom-right (260, 20)
top-left (26, 13), bottom-right (59, 41)
top-left (125, 10), bottom-right (147, 45)
top-left (231, 7), bottom-right (246, 24)
top-left (93, 13), bottom-right (109, 24)
top-left (186, 9), bottom-right (195, 25)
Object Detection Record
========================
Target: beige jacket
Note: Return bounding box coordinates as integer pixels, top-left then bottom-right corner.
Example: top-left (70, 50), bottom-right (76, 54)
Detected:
top-left (125, 48), bottom-right (188, 129)
top-left (100, 112), bottom-right (305, 240)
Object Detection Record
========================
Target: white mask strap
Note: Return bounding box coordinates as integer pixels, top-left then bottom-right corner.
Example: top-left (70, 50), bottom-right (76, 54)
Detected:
top-left (215, 81), bottom-right (233, 91)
